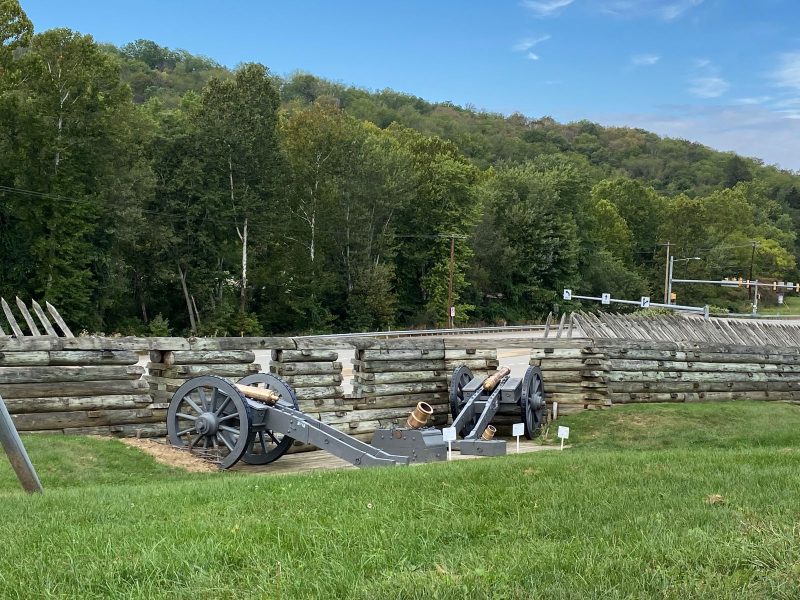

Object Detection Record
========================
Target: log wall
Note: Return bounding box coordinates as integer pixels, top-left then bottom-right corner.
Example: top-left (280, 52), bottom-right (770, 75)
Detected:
top-left (351, 340), bottom-right (449, 436)
top-left (0, 349), bottom-right (158, 435)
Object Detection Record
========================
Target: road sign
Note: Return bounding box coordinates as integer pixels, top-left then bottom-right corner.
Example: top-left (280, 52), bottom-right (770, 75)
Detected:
top-left (640, 296), bottom-right (650, 308)
top-left (601, 293), bottom-right (611, 305)
top-left (563, 289), bottom-right (572, 300)
top-left (449, 306), bottom-right (455, 317)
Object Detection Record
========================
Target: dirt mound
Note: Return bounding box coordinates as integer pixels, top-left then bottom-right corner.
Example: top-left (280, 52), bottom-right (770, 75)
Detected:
top-left (119, 438), bottom-right (217, 473)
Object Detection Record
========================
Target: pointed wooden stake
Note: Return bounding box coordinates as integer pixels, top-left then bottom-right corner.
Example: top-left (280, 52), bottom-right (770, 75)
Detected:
top-left (15, 297), bottom-right (41, 336)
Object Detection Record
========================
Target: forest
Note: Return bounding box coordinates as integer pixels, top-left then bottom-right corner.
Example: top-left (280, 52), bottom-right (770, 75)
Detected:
top-left (2, 1), bottom-right (800, 335)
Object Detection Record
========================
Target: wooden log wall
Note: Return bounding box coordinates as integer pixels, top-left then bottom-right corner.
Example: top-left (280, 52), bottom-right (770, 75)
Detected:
top-left (269, 349), bottom-right (356, 445)
top-left (529, 340), bottom-right (610, 413)
top-left (146, 350), bottom-right (261, 412)
top-left (595, 339), bottom-right (800, 404)
top-left (0, 349), bottom-right (158, 435)
top-left (349, 340), bottom-right (450, 436)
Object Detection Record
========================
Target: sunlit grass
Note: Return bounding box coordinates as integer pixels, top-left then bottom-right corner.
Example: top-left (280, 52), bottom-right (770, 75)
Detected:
top-left (0, 402), bottom-right (798, 598)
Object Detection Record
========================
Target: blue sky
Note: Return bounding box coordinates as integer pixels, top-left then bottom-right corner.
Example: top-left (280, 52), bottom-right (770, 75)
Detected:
top-left (20, 0), bottom-right (800, 170)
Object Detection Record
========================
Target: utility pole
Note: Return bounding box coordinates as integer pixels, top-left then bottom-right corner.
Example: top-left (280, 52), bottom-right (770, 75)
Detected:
top-left (447, 236), bottom-right (455, 328)
top-left (748, 241), bottom-right (757, 301)
top-left (662, 241), bottom-right (671, 304)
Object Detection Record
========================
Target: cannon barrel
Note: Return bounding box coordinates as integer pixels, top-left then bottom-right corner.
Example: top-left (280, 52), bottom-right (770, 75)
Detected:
top-left (481, 424), bottom-right (497, 441)
top-left (235, 383), bottom-right (279, 405)
top-left (406, 401), bottom-right (433, 429)
top-left (482, 366), bottom-right (511, 391)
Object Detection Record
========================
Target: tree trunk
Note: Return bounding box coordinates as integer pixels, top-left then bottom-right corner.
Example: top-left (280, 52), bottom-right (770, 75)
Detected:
top-left (178, 265), bottom-right (196, 333)
top-left (240, 217), bottom-right (248, 313)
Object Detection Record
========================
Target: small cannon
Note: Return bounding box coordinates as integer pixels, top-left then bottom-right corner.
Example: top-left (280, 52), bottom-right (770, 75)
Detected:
top-left (166, 373), bottom-right (409, 470)
top-left (370, 401), bottom-right (448, 463)
top-left (448, 364), bottom-right (547, 456)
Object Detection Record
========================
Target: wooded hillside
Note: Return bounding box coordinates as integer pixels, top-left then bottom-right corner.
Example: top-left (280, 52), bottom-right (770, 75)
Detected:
top-left (2, 2), bottom-right (800, 335)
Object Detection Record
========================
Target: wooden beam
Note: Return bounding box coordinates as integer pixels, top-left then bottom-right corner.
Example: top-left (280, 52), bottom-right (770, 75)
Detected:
top-left (15, 298), bottom-right (41, 336)
top-left (30, 300), bottom-right (58, 337)
top-left (45, 302), bottom-right (74, 338)
top-left (1, 298), bottom-right (24, 337)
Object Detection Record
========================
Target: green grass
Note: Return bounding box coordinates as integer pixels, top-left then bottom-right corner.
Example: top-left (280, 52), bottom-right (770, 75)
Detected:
top-left (754, 295), bottom-right (800, 316)
top-left (1, 402), bottom-right (799, 598)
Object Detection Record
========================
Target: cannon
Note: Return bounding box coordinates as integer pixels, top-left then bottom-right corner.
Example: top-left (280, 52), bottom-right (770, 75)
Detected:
top-left (166, 373), bottom-right (409, 470)
top-left (370, 401), bottom-right (448, 463)
top-left (448, 364), bottom-right (546, 456)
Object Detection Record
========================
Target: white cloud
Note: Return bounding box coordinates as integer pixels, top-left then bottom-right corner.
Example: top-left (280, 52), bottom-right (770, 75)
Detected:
top-left (527, 52), bottom-right (540, 60)
top-left (689, 76), bottom-right (730, 98)
top-left (631, 53), bottom-right (660, 67)
top-left (772, 52), bottom-right (800, 90)
top-left (520, 0), bottom-right (575, 17)
top-left (601, 0), bottom-right (703, 21)
top-left (734, 96), bottom-right (772, 106)
top-left (513, 34), bottom-right (551, 52)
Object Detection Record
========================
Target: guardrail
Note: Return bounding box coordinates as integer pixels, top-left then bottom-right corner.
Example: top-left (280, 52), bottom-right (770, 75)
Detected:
top-left (294, 325), bottom-right (546, 340)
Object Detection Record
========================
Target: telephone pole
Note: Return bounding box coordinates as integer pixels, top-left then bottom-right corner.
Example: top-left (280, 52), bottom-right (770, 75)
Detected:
top-left (661, 241), bottom-right (672, 304)
top-left (447, 236), bottom-right (455, 328)
top-left (748, 241), bottom-right (757, 301)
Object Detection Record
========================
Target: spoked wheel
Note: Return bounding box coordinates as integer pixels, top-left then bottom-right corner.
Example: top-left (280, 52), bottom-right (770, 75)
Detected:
top-left (167, 375), bottom-right (251, 469)
top-left (237, 373), bottom-right (298, 465)
top-left (521, 365), bottom-right (546, 439)
top-left (449, 365), bottom-right (474, 420)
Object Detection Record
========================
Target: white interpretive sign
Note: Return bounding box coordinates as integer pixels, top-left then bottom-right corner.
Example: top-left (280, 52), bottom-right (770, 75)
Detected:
top-left (442, 426), bottom-right (457, 460)
top-left (512, 422), bottom-right (525, 453)
top-left (557, 425), bottom-right (570, 450)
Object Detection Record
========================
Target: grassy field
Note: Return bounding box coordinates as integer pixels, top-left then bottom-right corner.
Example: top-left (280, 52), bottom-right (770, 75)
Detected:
top-left (0, 402), bottom-right (799, 598)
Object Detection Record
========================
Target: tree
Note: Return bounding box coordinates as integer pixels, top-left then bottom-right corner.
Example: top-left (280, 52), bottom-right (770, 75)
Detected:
top-left (194, 63), bottom-right (285, 320)
top-left (7, 28), bottom-right (152, 329)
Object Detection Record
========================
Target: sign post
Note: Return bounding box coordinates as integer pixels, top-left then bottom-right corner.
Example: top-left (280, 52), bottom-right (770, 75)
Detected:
top-left (557, 425), bottom-right (570, 451)
top-left (442, 427), bottom-right (457, 461)
top-left (512, 422), bottom-right (524, 453)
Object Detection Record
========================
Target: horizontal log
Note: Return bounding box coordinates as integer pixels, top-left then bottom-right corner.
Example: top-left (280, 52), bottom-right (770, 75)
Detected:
top-left (163, 350), bottom-right (256, 365)
top-left (539, 372), bottom-right (585, 384)
top-left (593, 338), bottom-right (800, 356)
top-left (443, 349), bottom-right (498, 360)
top-left (443, 359), bottom-right (500, 370)
top-left (352, 381), bottom-right (448, 397)
top-left (0, 351), bottom-right (49, 366)
top-left (0, 365), bottom-right (144, 384)
top-left (352, 359), bottom-right (446, 373)
top-left (351, 393), bottom-right (446, 409)
top-left (357, 348), bottom-right (445, 361)
top-left (272, 349), bottom-right (339, 362)
top-left (610, 391), bottom-right (800, 403)
top-left (607, 360), bottom-right (800, 373)
top-left (0, 378), bottom-right (149, 399)
top-left (530, 348), bottom-right (595, 359)
top-left (323, 403), bottom-right (449, 425)
top-left (148, 364), bottom-right (260, 378)
top-left (63, 423), bottom-right (168, 438)
top-left (534, 359), bottom-right (607, 371)
top-left (270, 362), bottom-right (342, 375)
top-left (280, 374), bottom-right (344, 388)
top-left (50, 350), bottom-right (140, 365)
top-left (296, 397), bottom-right (355, 413)
top-left (610, 380), bottom-right (800, 393)
top-left (2, 394), bottom-right (153, 414)
top-left (294, 386), bottom-right (344, 401)
top-left (597, 349), bottom-right (800, 364)
top-left (12, 408), bottom-right (167, 431)
top-left (546, 392), bottom-right (609, 404)
top-left (608, 371), bottom-right (800, 383)
top-left (354, 370), bottom-right (447, 385)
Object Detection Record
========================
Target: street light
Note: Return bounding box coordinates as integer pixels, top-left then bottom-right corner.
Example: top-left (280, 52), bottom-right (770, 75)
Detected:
top-left (667, 256), bottom-right (702, 305)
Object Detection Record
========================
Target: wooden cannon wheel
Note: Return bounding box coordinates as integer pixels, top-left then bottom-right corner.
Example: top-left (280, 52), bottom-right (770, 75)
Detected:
top-left (236, 373), bottom-right (298, 465)
top-left (521, 365), bottom-right (546, 439)
top-left (167, 375), bottom-right (251, 469)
